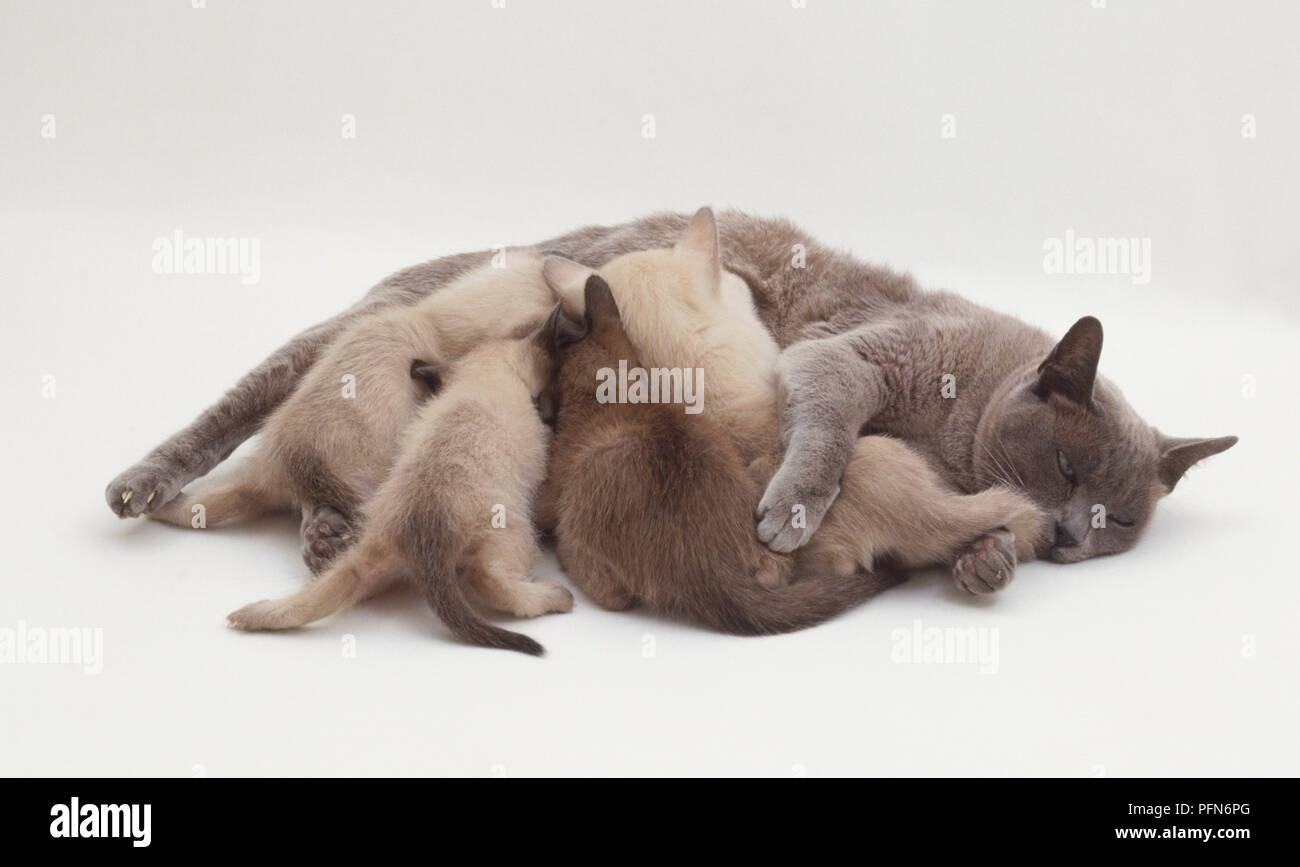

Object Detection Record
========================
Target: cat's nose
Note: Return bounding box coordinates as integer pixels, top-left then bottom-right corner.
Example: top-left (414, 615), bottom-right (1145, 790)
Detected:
top-left (1054, 522), bottom-right (1082, 548)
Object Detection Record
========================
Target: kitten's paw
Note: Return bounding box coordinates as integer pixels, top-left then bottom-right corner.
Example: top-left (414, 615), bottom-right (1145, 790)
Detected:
top-left (105, 462), bottom-right (185, 518)
top-left (227, 599), bottom-right (299, 631)
top-left (301, 505), bottom-right (355, 575)
top-left (953, 529), bottom-right (1018, 595)
top-left (755, 465), bottom-right (839, 553)
top-left (507, 580), bottom-right (575, 618)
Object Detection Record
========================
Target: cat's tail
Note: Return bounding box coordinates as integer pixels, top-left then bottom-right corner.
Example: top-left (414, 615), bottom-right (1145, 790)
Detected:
top-left (686, 552), bottom-right (902, 637)
top-left (401, 515), bottom-right (544, 657)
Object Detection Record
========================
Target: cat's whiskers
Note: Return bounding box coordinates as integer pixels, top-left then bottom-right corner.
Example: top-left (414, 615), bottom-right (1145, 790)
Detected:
top-left (991, 435), bottom-right (1027, 489)
top-left (976, 439), bottom-right (1019, 491)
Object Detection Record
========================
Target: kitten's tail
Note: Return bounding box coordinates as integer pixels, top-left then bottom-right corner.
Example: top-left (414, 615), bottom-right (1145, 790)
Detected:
top-left (687, 552), bottom-right (902, 637)
top-left (401, 516), bottom-right (544, 656)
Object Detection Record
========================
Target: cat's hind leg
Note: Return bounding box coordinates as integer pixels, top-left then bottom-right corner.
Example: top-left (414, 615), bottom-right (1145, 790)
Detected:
top-left (466, 531), bottom-right (573, 618)
top-left (227, 532), bottom-right (403, 631)
top-left (147, 457), bottom-right (291, 529)
top-left (807, 436), bottom-right (1047, 594)
top-left (554, 540), bottom-right (636, 612)
top-left (300, 504), bottom-right (357, 575)
top-left (276, 446), bottom-right (369, 574)
top-left (952, 530), bottom-right (1018, 596)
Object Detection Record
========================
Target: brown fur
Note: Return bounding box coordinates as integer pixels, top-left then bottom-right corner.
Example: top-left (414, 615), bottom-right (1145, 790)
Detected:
top-left (543, 210), bottom-right (1049, 599)
top-left (112, 210), bottom-right (1236, 581)
top-left (543, 277), bottom-right (900, 633)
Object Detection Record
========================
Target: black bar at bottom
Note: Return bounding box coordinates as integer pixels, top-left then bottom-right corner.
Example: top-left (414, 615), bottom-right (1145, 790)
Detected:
top-left (4, 778), bottom-right (1286, 854)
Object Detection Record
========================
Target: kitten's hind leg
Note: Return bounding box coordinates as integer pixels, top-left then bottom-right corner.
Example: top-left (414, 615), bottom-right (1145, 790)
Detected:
top-left (809, 436), bottom-right (1046, 595)
top-left (279, 448), bottom-right (365, 574)
top-left (555, 541), bottom-right (636, 611)
top-left (147, 459), bottom-right (291, 529)
top-left (300, 504), bottom-right (357, 575)
top-left (228, 533), bottom-right (403, 631)
top-left (952, 530), bottom-right (1018, 596)
top-left (467, 533), bottom-right (573, 618)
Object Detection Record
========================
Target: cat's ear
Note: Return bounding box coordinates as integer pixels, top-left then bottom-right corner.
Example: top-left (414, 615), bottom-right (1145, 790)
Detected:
top-left (583, 274), bottom-right (621, 326)
top-left (674, 206), bottom-right (722, 292)
top-left (542, 256), bottom-right (595, 316)
top-left (1155, 433), bottom-right (1238, 492)
top-left (1033, 316), bottom-right (1103, 407)
top-left (542, 300), bottom-right (587, 352)
top-left (409, 359), bottom-right (443, 395)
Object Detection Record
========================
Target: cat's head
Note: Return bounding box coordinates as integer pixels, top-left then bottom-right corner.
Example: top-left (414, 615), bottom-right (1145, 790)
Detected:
top-left (541, 207), bottom-right (733, 367)
top-left (536, 273), bottom-right (640, 426)
top-left (976, 315), bottom-right (1237, 563)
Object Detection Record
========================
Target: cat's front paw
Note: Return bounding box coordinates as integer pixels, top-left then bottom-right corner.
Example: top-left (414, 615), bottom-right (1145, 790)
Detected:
top-left (105, 461), bottom-right (185, 518)
top-left (953, 529), bottom-right (1018, 595)
top-left (755, 462), bottom-right (839, 553)
top-left (301, 505), bottom-right (355, 574)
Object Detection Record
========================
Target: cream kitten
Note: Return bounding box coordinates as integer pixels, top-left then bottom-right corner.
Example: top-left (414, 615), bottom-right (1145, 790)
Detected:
top-left (148, 254), bottom-right (559, 574)
top-left (541, 209), bottom-right (1046, 607)
top-left (226, 333), bottom-right (568, 655)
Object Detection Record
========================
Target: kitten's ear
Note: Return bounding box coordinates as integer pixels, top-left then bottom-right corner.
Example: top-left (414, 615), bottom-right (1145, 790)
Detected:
top-left (542, 300), bottom-right (587, 352)
top-left (1155, 433), bottom-right (1238, 492)
top-left (542, 256), bottom-right (595, 316)
top-left (409, 359), bottom-right (443, 395)
top-left (583, 274), bottom-right (621, 326)
top-left (674, 206), bottom-right (722, 291)
top-left (1033, 316), bottom-right (1103, 407)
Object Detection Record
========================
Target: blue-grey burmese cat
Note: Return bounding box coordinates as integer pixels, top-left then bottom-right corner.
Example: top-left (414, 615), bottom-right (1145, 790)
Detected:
top-left (107, 210), bottom-right (1236, 594)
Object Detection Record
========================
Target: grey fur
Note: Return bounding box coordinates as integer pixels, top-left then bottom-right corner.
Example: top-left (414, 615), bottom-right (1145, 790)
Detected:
top-left (107, 211), bottom-right (1235, 565)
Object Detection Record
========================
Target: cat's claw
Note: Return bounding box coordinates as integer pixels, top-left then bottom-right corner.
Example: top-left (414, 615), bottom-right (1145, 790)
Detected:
top-left (106, 462), bottom-right (185, 518)
top-left (755, 464), bottom-right (839, 553)
top-left (953, 530), bottom-right (1017, 595)
top-left (301, 505), bottom-right (356, 574)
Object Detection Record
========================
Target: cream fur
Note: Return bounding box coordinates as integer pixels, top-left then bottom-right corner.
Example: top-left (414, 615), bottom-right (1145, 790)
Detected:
top-left (546, 208), bottom-right (1046, 590)
top-left (227, 335), bottom-right (570, 646)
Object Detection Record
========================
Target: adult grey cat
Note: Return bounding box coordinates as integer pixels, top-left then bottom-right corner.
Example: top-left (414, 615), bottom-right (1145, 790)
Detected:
top-left (106, 210), bottom-right (1235, 588)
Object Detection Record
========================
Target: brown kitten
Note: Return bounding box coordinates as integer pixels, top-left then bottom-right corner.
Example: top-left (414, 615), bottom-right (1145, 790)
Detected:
top-left (543, 274), bottom-right (901, 633)
top-left (543, 209), bottom-right (1047, 596)
top-left (110, 210), bottom-right (1236, 576)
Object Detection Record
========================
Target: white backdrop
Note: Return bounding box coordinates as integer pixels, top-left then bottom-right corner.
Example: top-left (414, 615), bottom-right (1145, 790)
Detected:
top-left (1, 0), bottom-right (1295, 776)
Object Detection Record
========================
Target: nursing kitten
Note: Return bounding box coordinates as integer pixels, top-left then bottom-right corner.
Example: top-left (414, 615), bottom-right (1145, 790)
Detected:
top-left (147, 253), bottom-right (558, 573)
top-left (541, 275), bottom-right (899, 631)
top-left (227, 333), bottom-right (567, 655)
top-left (111, 210), bottom-right (1236, 579)
top-left (543, 209), bottom-right (1046, 595)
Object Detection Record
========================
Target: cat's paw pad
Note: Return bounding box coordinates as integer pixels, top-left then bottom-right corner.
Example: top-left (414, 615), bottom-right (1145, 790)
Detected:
top-left (755, 467), bottom-right (839, 553)
top-left (106, 463), bottom-right (184, 518)
top-left (301, 505), bottom-right (355, 574)
top-left (953, 530), bottom-right (1018, 595)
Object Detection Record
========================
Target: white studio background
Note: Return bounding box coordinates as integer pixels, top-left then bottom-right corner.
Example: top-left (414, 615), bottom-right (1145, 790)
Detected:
top-left (0, 0), bottom-right (1295, 776)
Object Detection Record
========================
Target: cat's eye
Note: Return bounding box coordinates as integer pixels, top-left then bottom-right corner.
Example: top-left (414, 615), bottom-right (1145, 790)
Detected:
top-left (1111, 515), bottom-right (1135, 528)
top-left (1056, 449), bottom-right (1076, 483)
